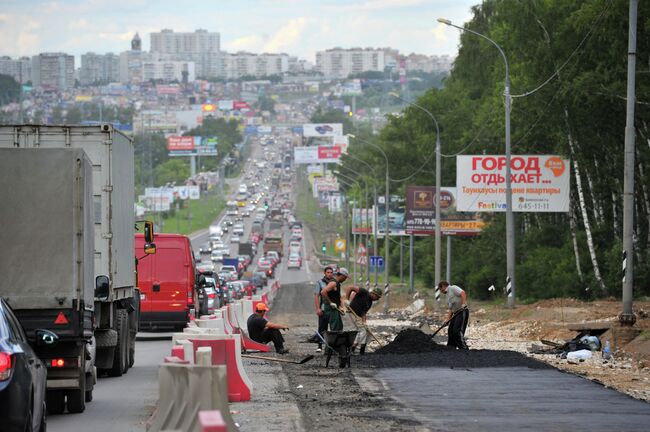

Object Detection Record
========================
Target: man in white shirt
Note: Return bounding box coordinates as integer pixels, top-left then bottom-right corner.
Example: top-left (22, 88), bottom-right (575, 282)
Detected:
top-left (438, 281), bottom-right (469, 349)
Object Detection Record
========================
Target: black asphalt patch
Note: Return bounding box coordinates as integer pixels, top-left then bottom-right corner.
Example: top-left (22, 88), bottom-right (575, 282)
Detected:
top-left (368, 328), bottom-right (551, 369)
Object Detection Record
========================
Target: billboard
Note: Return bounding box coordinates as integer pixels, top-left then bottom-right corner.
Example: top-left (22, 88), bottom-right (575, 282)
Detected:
top-left (218, 100), bottom-right (234, 110)
top-left (167, 136), bottom-right (195, 151)
top-left (302, 123), bottom-right (343, 137)
top-left (294, 146), bottom-right (342, 164)
top-left (313, 177), bottom-right (339, 197)
top-left (352, 208), bottom-right (372, 234)
top-left (318, 146), bottom-right (342, 163)
top-left (342, 79), bottom-right (363, 96)
top-left (456, 155), bottom-right (570, 212)
top-left (374, 195), bottom-right (406, 236)
top-left (405, 186), bottom-right (485, 236)
top-left (168, 136), bottom-right (218, 156)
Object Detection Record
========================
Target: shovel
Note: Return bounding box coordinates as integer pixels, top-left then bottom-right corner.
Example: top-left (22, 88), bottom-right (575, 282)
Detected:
top-left (430, 307), bottom-right (466, 338)
top-left (241, 353), bottom-right (315, 365)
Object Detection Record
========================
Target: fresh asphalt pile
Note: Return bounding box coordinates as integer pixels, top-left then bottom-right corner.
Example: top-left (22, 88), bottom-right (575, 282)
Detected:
top-left (368, 328), bottom-right (552, 369)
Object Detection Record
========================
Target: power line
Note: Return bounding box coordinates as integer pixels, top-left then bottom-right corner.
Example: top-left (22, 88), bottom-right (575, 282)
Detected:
top-left (511, 0), bottom-right (613, 98)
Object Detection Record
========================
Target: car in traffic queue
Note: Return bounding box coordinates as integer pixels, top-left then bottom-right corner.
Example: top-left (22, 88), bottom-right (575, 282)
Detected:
top-left (266, 250), bottom-right (282, 265)
top-left (287, 253), bottom-right (302, 269)
top-left (288, 240), bottom-right (301, 255)
top-left (199, 241), bottom-right (212, 254)
top-left (252, 271), bottom-right (268, 290)
top-left (257, 258), bottom-right (275, 278)
top-left (230, 234), bottom-right (241, 243)
top-left (219, 265), bottom-right (238, 281)
top-left (0, 298), bottom-right (48, 432)
top-left (211, 248), bottom-right (226, 263)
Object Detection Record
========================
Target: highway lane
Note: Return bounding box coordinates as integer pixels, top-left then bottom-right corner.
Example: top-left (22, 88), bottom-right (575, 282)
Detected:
top-left (49, 137), bottom-right (276, 431)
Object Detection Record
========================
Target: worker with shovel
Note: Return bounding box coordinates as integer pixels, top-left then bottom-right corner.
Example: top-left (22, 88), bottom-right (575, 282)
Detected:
top-left (344, 285), bottom-right (383, 355)
top-left (247, 302), bottom-right (290, 354)
top-left (320, 267), bottom-right (349, 332)
top-left (438, 281), bottom-right (469, 350)
top-left (311, 266), bottom-right (335, 352)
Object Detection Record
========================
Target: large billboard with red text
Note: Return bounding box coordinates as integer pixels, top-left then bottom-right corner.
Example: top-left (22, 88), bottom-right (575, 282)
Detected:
top-left (456, 155), bottom-right (570, 212)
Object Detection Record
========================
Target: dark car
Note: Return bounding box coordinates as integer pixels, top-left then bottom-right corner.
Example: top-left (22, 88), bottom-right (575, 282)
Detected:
top-left (0, 299), bottom-right (49, 432)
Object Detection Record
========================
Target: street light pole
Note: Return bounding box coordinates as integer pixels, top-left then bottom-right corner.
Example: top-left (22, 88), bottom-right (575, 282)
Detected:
top-left (438, 18), bottom-right (516, 307)
top-left (347, 134), bottom-right (390, 311)
top-left (389, 92), bottom-right (442, 300)
top-left (342, 151), bottom-right (378, 285)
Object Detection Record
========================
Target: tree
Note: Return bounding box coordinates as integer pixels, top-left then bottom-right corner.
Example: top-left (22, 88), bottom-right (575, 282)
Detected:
top-left (0, 74), bottom-right (20, 105)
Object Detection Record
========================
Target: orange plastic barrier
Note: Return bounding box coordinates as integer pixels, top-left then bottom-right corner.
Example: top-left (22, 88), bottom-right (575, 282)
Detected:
top-left (189, 338), bottom-right (252, 402)
top-left (231, 327), bottom-right (270, 353)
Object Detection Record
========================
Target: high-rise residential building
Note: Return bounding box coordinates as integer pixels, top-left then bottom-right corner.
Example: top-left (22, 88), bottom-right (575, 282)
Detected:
top-left (141, 59), bottom-right (195, 83)
top-left (221, 52), bottom-right (289, 79)
top-left (80, 52), bottom-right (119, 85)
top-left (404, 54), bottom-right (454, 73)
top-left (315, 48), bottom-right (385, 78)
top-left (31, 52), bottom-right (75, 90)
top-left (150, 29), bottom-right (221, 78)
top-left (0, 56), bottom-right (31, 84)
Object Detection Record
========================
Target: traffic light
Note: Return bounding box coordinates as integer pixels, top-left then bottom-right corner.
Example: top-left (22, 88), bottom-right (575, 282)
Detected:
top-left (321, 241), bottom-right (327, 253)
top-left (264, 200), bottom-right (269, 210)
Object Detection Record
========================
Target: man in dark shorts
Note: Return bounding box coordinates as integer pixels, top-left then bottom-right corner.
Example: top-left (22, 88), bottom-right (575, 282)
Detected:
top-left (312, 266), bottom-right (334, 352)
top-left (246, 302), bottom-right (290, 354)
top-left (344, 285), bottom-right (382, 355)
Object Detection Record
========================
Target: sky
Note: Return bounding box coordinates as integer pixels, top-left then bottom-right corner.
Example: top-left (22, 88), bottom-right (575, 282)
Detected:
top-left (0, 0), bottom-right (479, 62)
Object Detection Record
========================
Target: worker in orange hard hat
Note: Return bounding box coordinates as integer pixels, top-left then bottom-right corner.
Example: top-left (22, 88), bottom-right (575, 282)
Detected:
top-left (246, 302), bottom-right (290, 354)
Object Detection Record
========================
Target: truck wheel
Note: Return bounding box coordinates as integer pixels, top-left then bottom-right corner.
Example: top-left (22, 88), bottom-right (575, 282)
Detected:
top-left (85, 372), bottom-right (93, 402)
top-left (66, 366), bottom-right (86, 413)
top-left (46, 391), bottom-right (65, 415)
top-left (107, 310), bottom-right (128, 377)
top-left (128, 332), bottom-right (136, 369)
top-left (38, 401), bottom-right (46, 432)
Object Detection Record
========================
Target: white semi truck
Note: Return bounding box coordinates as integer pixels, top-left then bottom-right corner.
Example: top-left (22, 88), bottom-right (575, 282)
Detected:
top-left (0, 125), bottom-right (148, 413)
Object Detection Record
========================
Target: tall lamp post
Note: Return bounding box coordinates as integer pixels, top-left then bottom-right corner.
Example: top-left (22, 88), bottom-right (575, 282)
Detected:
top-left (438, 18), bottom-right (516, 307)
top-left (336, 164), bottom-right (374, 284)
top-left (348, 134), bottom-right (391, 312)
top-left (389, 92), bottom-right (443, 297)
top-left (342, 153), bottom-right (379, 285)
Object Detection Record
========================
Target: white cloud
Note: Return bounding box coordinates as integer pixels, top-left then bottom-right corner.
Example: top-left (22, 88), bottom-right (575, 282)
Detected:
top-left (227, 35), bottom-right (264, 52)
top-left (263, 17), bottom-right (306, 53)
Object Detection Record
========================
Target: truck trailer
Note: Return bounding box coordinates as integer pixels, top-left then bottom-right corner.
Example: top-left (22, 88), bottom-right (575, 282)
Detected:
top-left (0, 125), bottom-right (140, 381)
top-left (0, 148), bottom-right (96, 413)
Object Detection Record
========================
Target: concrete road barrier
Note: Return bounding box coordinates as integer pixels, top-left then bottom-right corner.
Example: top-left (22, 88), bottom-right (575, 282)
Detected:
top-left (147, 362), bottom-right (237, 432)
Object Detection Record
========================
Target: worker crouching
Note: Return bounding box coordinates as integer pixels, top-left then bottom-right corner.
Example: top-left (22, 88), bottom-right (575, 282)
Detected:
top-left (247, 302), bottom-right (290, 354)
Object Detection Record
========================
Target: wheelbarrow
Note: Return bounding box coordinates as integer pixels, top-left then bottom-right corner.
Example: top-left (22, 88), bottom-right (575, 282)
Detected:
top-left (324, 330), bottom-right (358, 368)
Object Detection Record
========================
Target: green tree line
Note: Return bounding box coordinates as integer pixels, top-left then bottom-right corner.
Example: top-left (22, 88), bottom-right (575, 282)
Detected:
top-left (337, 0), bottom-right (650, 302)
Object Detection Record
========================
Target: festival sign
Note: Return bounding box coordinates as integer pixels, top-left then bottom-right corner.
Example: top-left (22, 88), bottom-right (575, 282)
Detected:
top-left (456, 155), bottom-right (570, 212)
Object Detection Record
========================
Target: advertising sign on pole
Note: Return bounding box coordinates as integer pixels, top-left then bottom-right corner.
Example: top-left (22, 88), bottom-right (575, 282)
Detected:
top-left (373, 195), bottom-right (406, 236)
top-left (456, 155), bottom-right (570, 212)
top-left (302, 123), bottom-right (343, 137)
top-left (318, 146), bottom-right (342, 163)
top-left (334, 239), bottom-right (346, 253)
top-left (218, 100), bottom-right (234, 110)
top-left (294, 146), bottom-right (319, 164)
top-left (405, 186), bottom-right (485, 236)
top-left (294, 146), bottom-right (342, 164)
top-left (352, 208), bottom-right (372, 234)
top-left (167, 136), bottom-right (195, 151)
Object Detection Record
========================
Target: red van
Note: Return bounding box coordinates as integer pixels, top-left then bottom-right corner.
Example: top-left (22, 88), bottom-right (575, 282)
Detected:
top-left (135, 233), bottom-right (197, 329)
